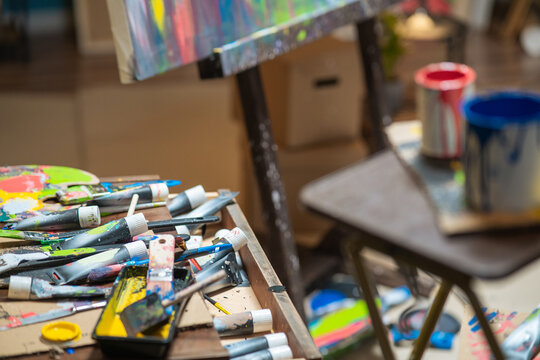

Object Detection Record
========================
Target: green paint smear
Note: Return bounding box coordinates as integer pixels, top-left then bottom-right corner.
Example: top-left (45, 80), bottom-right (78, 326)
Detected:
top-left (86, 220), bottom-right (119, 235)
top-left (297, 29), bottom-right (307, 42)
top-left (41, 166), bottom-right (93, 185)
top-left (0, 230), bottom-right (24, 239)
top-left (454, 170), bottom-right (465, 186)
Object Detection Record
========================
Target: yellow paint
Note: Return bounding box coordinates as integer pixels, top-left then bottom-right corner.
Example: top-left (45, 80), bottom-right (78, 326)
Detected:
top-left (41, 321), bottom-right (81, 342)
top-left (0, 189), bottom-right (42, 212)
top-left (151, 0), bottom-right (166, 34)
top-left (95, 275), bottom-right (172, 339)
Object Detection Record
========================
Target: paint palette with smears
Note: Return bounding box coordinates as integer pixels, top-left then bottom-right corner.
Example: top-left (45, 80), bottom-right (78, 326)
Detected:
top-left (0, 165), bottom-right (99, 222)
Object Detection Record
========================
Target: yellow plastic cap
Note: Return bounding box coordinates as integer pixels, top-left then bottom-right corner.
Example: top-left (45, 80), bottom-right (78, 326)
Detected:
top-left (41, 321), bottom-right (81, 342)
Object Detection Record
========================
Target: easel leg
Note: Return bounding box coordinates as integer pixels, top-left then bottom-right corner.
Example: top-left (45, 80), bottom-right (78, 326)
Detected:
top-left (347, 240), bottom-right (396, 360)
top-left (235, 66), bottom-right (305, 318)
top-left (461, 284), bottom-right (505, 360)
top-left (409, 280), bottom-right (452, 360)
top-left (356, 17), bottom-right (392, 154)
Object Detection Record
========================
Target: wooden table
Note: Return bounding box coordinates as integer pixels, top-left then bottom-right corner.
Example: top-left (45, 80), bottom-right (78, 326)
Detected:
top-left (300, 150), bottom-right (540, 360)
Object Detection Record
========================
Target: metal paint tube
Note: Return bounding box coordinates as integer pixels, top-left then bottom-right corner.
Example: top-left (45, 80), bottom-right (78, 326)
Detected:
top-left (22, 240), bottom-right (148, 285)
top-left (167, 185), bottom-right (207, 216)
top-left (8, 275), bottom-right (109, 299)
top-left (195, 252), bottom-right (242, 293)
top-left (146, 216), bottom-right (219, 232)
top-left (0, 229), bottom-right (85, 243)
top-left (500, 304), bottom-right (540, 360)
top-left (173, 191), bottom-right (239, 233)
top-left (9, 206), bottom-right (101, 231)
top-left (91, 183), bottom-right (169, 206)
top-left (225, 333), bottom-right (288, 358)
top-left (231, 345), bottom-right (293, 360)
top-left (199, 227), bottom-right (248, 267)
top-left (53, 213), bottom-right (148, 250)
top-left (214, 309), bottom-right (273, 337)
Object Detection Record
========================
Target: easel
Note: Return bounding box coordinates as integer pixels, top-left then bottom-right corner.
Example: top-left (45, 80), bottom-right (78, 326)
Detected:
top-left (107, 0), bottom-right (397, 315)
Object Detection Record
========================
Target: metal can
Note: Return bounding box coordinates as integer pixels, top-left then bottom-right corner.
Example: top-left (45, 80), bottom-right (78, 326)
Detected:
top-left (415, 62), bottom-right (476, 158)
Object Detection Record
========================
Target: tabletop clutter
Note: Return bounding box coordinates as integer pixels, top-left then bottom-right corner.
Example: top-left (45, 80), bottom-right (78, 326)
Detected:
top-left (0, 171), bottom-right (295, 360)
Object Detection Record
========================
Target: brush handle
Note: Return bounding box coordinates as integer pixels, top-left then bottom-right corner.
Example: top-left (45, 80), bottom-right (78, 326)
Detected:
top-left (162, 270), bottom-right (226, 307)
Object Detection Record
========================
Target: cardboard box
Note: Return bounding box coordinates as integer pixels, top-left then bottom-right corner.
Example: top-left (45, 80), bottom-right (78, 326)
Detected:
top-left (257, 36), bottom-right (364, 148)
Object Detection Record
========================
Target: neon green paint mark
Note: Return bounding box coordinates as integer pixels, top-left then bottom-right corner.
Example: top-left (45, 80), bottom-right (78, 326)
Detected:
top-left (296, 29), bottom-right (307, 42)
top-left (86, 220), bottom-right (119, 235)
top-left (0, 229), bottom-right (25, 239)
top-left (151, 0), bottom-right (166, 34)
top-left (454, 170), bottom-right (465, 186)
top-left (41, 166), bottom-right (94, 185)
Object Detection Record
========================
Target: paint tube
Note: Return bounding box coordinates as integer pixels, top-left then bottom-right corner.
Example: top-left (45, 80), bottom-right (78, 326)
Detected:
top-left (147, 216), bottom-right (219, 232)
top-left (99, 201), bottom-right (166, 216)
top-left (195, 252), bottom-right (242, 293)
top-left (500, 304), bottom-right (540, 360)
top-left (196, 227), bottom-right (247, 268)
top-left (231, 345), bottom-right (293, 360)
top-left (91, 183), bottom-right (169, 206)
top-left (0, 229), bottom-right (84, 243)
top-left (225, 333), bottom-right (288, 358)
top-left (167, 185), bottom-right (207, 216)
top-left (173, 191), bottom-right (239, 233)
top-left (8, 275), bottom-right (109, 299)
top-left (214, 309), bottom-right (273, 337)
top-left (53, 213), bottom-right (148, 250)
top-left (8, 206), bottom-right (100, 231)
top-left (24, 240), bottom-right (148, 285)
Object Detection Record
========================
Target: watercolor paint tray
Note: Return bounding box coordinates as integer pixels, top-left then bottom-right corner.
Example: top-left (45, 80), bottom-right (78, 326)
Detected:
top-left (93, 265), bottom-right (191, 358)
top-left (386, 121), bottom-right (540, 235)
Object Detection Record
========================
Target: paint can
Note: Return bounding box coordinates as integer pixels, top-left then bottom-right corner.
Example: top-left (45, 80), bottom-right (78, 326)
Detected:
top-left (415, 62), bottom-right (476, 158)
top-left (462, 91), bottom-right (540, 212)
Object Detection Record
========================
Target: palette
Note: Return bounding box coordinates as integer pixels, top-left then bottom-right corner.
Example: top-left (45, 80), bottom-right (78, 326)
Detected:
top-left (0, 165), bottom-right (99, 222)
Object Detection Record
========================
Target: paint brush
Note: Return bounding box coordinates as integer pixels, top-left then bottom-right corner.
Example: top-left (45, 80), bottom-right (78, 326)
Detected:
top-left (98, 201), bottom-right (166, 216)
top-left (203, 293), bottom-right (231, 315)
top-left (0, 229), bottom-right (86, 244)
top-left (127, 194), bottom-right (139, 216)
top-left (120, 269), bottom-right (226, 336)
top-left (6, 206), bottom-right (101, 231)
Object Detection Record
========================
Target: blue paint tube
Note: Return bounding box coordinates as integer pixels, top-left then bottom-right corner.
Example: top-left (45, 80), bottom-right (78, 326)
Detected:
top-left (23, 240), bottom-right (148, 285)
top-left (173, 191), bottom-right (239, 234)
top-left (225, 333), bottom-right (288, 358)
top-left (8, 206), bottom-right (101, 231)
top-left (8, 275), bottom-right (109, 299)
top-left (500, 304), bottom-right (540, 360)
top-left (53, 213), bottom-right (148, 250)
top-left (230, 345), bottom-right (293, 360)
top-left (214, 309), bottom-right (273, 337)
top-left (167, 185), bottom-right (207, 216)
top-left (91, 183), bottom-right (169, 206)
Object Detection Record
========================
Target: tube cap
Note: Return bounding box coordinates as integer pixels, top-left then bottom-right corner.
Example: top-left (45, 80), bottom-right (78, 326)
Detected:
top-left (185, 185), bottom-right (207, 208)
top-left (175, 225), bottom-right (190, 235)
top-left (125, 213), bottom-right (148, 236)
top-left (150, 183), bottom-right (169, 202)
top-left (268, 346), bottom-right (293, 360)
top-left (78, 206), bottom-right (100, 228)
top-left (251, 309), bottom-right (273, 333)
top-left (8, 276), bottom-right (33, 299)
top-left (124, 240), bottom-right (149, 260)
top-left (265, 333), bottom-right (288, 348)
top-left (214, 228), bottom-right (230, 239)
top-left (224, 227), bottom-right (248, 251)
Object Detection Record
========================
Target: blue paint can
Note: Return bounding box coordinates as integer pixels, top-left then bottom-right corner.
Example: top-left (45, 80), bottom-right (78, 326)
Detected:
top-left (463, 91), bottom-right (540, 212)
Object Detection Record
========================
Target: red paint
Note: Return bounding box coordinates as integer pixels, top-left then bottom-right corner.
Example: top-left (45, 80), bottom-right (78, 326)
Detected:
top-left (415, 62), bottom-right (476, 91)
top-left (20, 312), bottom-right (37, 318)
top-left (189, 258), bottom-right (202, 271)
top-left (439, 86), bottom-right (465, 157)
top-left (7, 316), bottom-right (22, 327)
top-left (313, 319), bottom-right (370, 348)
top-left (0, 175), bottom-right (44, 193)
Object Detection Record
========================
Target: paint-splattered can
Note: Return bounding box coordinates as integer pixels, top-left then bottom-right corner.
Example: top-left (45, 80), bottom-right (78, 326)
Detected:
top-left (463, 91), bottom-right (540, 212)
top-left (415, 62), bottom-right (476, 158)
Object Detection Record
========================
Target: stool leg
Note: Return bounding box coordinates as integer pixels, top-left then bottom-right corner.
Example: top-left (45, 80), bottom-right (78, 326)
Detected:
top-left (461, 285), bottom-right (505, 360)
top-left (409, 280), bottom-right (452, 360)
top-left (346, 240), bottom-right (396, 360)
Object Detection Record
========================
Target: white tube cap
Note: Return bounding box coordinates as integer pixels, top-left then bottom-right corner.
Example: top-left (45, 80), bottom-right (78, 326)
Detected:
top-left (224, 227), bottom-right (248, 251)
top-left (8, 276), bottom-right (33, 299)
top-left (78, 205), bottom-right (101, 228)
top-left (175, 225), bottom-right (190, 235)
top-left (125, 213), bottom-right (148, 236)
top-left (185, 185), bottom-right (207, 208)
top-left (265, 333), bottom-right (288, 348)
top-left (214, 228), bottom-right (230, 239)
top-left (251, 309), bottom-right (273, 333)
top-left (150, 183), bottom-right (169, 202)
top-left (124, 240), bottom-right (149, 260)
top-left (268, 346), bottom-right (293, 360)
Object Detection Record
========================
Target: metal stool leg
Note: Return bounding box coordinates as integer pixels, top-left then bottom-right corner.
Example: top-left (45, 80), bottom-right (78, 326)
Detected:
top-left (346, 240), bottom-right (396, 360)
top-left (461, 285), bottom-right (505, 360)
top-left (409, 280), bottom-right (453, 360)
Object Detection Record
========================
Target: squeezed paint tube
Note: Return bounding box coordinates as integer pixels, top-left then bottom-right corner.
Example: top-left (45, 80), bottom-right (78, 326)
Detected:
top-left (8, 275), bottom-right (109, 299)
top-left (225, 333), bottom-right (288, 358)
top-left (195, 252), bottom-right (242, 293)
top-left (0, 229), bottom-right (85, 243)
top-left (22, 240), bottom-right (148, 285)
top-left (500, 304), bottom-right (540, 360)
top-left (99, 201), bottom-right (166, 216)
top-left (173, 191), bottom-right (239, 233)
top-left (53, 213), bottom-right (148, 250)
top-left (91, 183), bottom-right (169, 206)
top-left (214, 309), bottom-right (273, 337)
top-left (231, 345), bottom-right (293, 360)
top-left (196, 227), bottom-right (248, 268)
top-left (147, 216), bottom-right (219, 232)
top-left (167, 185), bottom-right (207, 216)
top-left (8, 206), bottom-right (100, 231)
